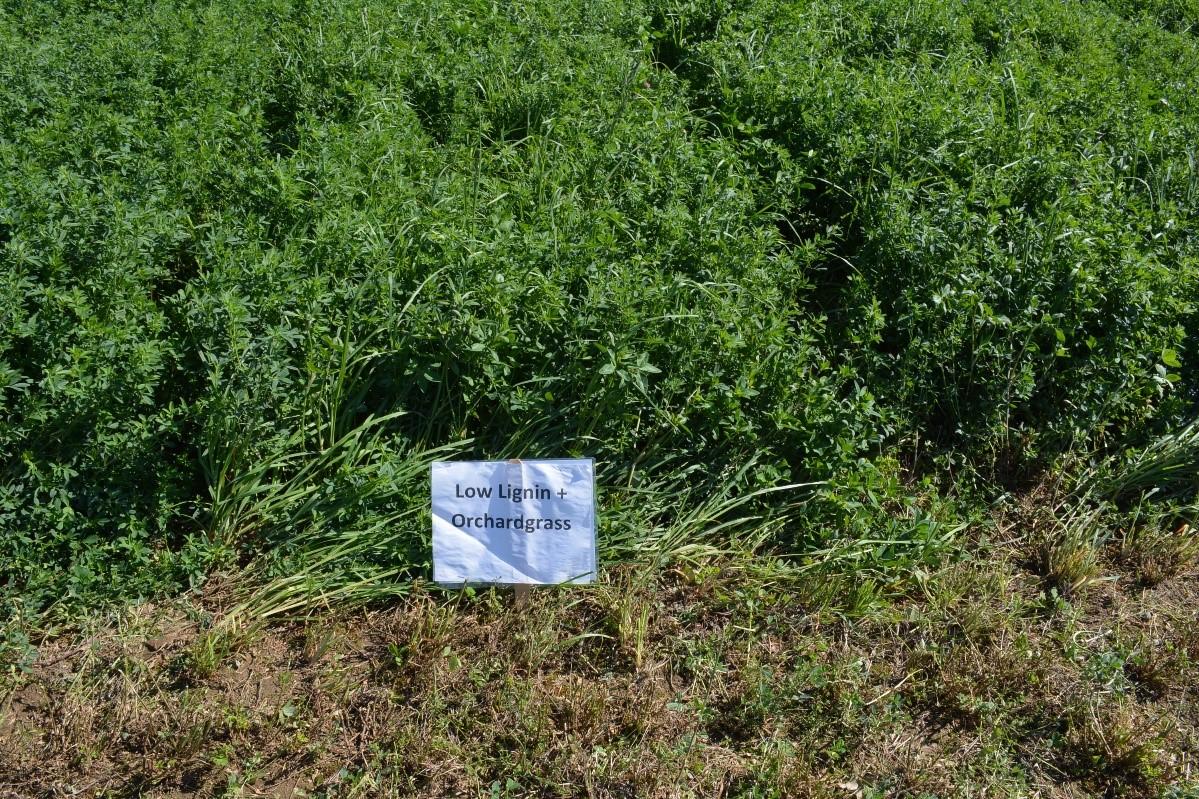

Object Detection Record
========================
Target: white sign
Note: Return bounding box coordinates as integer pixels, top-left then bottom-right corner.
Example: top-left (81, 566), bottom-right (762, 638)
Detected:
top-left (431, 458), bottom-right (596, 585)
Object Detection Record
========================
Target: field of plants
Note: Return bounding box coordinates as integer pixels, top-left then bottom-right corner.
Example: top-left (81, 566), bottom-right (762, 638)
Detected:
top-left (1, 0), bottom-right (1198, 795)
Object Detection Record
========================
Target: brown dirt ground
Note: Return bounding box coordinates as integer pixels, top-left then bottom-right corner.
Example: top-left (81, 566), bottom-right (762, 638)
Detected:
top-left (1, 546), bottom-right (1196, 798)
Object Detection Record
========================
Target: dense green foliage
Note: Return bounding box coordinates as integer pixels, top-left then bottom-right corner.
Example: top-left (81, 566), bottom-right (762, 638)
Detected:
top-left (1, 0), bottom-right (1196, 618)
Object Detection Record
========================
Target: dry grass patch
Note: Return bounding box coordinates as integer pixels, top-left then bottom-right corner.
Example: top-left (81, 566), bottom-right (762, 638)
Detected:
top-left (2, 540), bottom-right (1198, 798)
